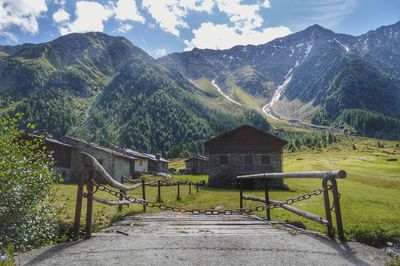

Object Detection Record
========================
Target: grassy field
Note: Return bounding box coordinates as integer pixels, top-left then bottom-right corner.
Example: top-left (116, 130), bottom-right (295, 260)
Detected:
top-left (55, 136), bottom-right (400, 247)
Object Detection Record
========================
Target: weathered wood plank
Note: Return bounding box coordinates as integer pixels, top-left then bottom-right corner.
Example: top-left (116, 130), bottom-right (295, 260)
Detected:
top-left (242, 195), bottom-right (328, 225)
top-left (81, 152), bottom-right (142, 191)
top-left (237, 170), bottom-right (346, 180)
top-left (92, 195), bottom-right (139, 206)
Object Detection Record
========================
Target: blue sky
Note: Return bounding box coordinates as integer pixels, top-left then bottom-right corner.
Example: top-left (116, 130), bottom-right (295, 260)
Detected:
top-left (0, 0), bottom-right (399, 58)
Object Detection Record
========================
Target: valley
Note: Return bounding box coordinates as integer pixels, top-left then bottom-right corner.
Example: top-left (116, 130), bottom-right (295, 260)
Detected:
top-left (1, 21), bottom-right (400, 155)
top-left (160, 22), bottom-right (400, 140)
top-left (2, 2), bottom-right (400, 263)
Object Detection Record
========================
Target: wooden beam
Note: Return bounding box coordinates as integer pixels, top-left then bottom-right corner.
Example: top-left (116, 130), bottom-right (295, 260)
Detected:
top-left (237, 170), bottom-right (346, 180)
top-left (242, 195), bottom-right (328, 225)
top-left (81, 152), bottom-right (142, 191)
top-left (92, 195), bottom-right (140, 206)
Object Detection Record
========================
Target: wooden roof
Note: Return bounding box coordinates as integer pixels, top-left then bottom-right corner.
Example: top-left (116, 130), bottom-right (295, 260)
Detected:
top-left (204, 125), bottom-right (288, 154)
top-left (61, 136), bottom-right (136, 160)
top-left (25, 133), bottom-right (75, 148)
top-left (184, 155), bottom-right (208, 162)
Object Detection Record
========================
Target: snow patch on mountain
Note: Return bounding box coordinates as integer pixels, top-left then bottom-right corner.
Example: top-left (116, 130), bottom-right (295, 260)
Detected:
top-left (263, 71), bottom-right (293, 119)
top-left (211, 79), bottom-right (242, 106)
top-left (262, 43), bottom-right (313, 120)
top-left (333, 38), bottom-right (350, 52)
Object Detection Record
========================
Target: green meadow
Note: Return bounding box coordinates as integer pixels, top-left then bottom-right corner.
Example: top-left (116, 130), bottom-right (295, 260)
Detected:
top-left (55, 136), bottom-right (400, 247)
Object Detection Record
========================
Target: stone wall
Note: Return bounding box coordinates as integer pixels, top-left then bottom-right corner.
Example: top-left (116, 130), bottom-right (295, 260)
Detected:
top-left (69, 148), bottom-right (82, 182)
top-left (135, 158), bottom-right (148, 172)
top-left (114, 156), bottom-right (132, 181)
top-left (62, 139), bottom-right (130, 182)
top-left (186, 160), bottom-right (208, 174)
top-left (208, 153), bottom-right (284, 189)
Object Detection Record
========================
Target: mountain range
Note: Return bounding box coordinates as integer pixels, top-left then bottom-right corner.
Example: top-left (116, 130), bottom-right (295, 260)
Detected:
top-left (160, 21), bottom-right (400, 139)
top-left (0, 32), bottom-right (268, 156)
top-left (0, 21), bottom-right (399, 155)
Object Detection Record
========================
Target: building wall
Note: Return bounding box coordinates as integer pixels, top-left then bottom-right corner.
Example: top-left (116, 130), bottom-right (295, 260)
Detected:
top-left (47, 142), bottom-right (72, 168)
top-left (196, 160), bottom-right (208, 174)
top-left (208, 153), bottom-right (283, 189)
top-left (186, 159), bottom-right (208, 174)
top-left (135, 158), bottom-right (148, 172)
top-left (186, 161), bottom-right (194, 170)
top-left (70, 148), bottom-right (83, 182)
top-left (114, 157), bottom-right (132, 181)
top-left (62, 138), bottom-right (130, 181)
top-left (148, 160), bottom-right (158, 173)
top-left (45, 141), bottom-right (82, 183)
top-left (159, 162), bottom-right (168, 173)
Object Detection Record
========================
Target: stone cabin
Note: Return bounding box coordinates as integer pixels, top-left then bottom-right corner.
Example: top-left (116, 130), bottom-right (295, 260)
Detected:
top-left (204, 125), bottom-right (288, 189)
top-left (61, 136), bottom-right (136, 182)
top-left (114, 148), bottom-right (170, 175)
top-left (184, 155), bottom-right (208, 174)
top-left (24, 134), bottom-right (81, 182)
top-left (144, 153), bottom-right (170, 173)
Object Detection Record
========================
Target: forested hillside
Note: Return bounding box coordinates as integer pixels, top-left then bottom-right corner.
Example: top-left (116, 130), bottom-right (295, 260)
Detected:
top-left (0, 32), bottom-right (269, 156)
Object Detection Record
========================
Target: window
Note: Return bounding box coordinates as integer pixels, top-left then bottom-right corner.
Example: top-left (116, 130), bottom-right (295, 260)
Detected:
top-left (261, 155), bottom-right (271, 165)
top-left (219, 155), bottom-right (228, 165)
top-left (139, 159), bottom-right (143, 166)
top-left (243, 154), bottom-right (253, 165)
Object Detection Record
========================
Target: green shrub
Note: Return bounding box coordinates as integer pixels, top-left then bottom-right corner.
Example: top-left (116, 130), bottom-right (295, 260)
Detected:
top-left (0, 114), bottom-right (60, 251)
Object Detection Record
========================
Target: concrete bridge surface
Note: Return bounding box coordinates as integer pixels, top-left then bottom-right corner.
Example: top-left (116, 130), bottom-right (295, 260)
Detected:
top-left (18, 212), bottom-right (389, 265)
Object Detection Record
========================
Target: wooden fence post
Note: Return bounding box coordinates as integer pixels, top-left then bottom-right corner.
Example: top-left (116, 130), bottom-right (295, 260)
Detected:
top-left (119, 177), bottom-right (125, 212)
top-left (85, 170), bottom-right (94, 239)
top-left (73, 172), bottom-right (85, 241)
top-left (330, 177), bottom-right (345, 240)
top-left (189, 181), bottom-right (192, 195)
top-left (264, 179), bottom-right (271, 221)
top-left (196, 181), bottom-right (199, 192)
top-left (177, 181), bottom-right (181, 200)
top-left (157, 180), bottom-right (161, 203)
top-left (142, 178), bottom-right (146, 213)
top-left (240, 181), bottom-right (243, 209)
top-left (322, 177), bottom-right (334, 238)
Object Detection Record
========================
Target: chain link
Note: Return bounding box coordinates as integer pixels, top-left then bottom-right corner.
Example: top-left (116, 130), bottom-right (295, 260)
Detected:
top-left (89, 180), bottom-right (331, 215)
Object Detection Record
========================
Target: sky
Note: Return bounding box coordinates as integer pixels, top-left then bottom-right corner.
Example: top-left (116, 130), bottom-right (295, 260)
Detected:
top-left (0, 0), bottom-right (399, 58)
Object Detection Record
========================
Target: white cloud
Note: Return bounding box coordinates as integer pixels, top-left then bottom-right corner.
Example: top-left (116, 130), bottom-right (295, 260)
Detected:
top-left (262, 0), bottom-right (271, 8)
top-left (59, 1), bottom-right (113, 35)
top-left (114, 0), bottom-right (145, 23)
top-left (141, 0), bottom-right (274, 36)
top-left (142, 0), bottom-right (214, 36)
top-left (52, 8), bottom-right (70, 23)
top-left (117, 23), bottom-right (133, 33)
top-left (0, 31), bottom-right (18, 43)
top-left (185, 22), bottom-right (291, 50)
top-left (215, 0), bottom-right (264, 31)
top-left (155, 48), bottom-right (167, 57)
top-left (0, 0), bottom-right (47, 34)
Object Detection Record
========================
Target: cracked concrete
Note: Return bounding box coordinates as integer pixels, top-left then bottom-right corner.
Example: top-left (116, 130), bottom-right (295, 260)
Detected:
top-left (17, 212), bottom-right (389, 265)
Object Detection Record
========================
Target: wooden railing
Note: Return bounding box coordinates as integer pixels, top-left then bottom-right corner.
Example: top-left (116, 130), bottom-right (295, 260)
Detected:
top-left (236, 170), bottom-right (346, 240)
top-left (73, 152), bottom-right (205, 241)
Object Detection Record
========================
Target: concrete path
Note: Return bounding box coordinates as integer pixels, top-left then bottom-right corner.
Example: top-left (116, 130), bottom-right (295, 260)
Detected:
top-left (18, 212), bottom-right (389, 265)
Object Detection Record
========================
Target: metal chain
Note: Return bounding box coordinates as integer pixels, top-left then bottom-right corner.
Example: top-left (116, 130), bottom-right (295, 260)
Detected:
top-left (89, 180), bottom-right (331, 215)
top-left (330, 190), bottom-right (341, 212)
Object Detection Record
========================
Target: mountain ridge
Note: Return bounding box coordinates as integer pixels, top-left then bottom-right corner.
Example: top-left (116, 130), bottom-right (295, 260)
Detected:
top-left (158, 21), bottom-right (400, 139)
top-left (0, 32), bottom-right (270, 156)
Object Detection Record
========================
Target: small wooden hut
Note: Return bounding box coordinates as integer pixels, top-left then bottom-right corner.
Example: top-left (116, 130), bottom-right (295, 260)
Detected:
top-left (204, 125), bottom-right (288, 189)
top-left (184, 155), bottom-right (208, 174)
